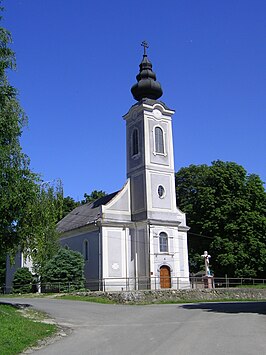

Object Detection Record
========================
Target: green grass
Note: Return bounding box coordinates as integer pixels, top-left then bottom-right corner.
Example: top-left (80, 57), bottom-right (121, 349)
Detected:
top-left (0, 292), bottom-right (56, 298)
top-left (57, 294), bottom-right (117, 304)
top-left (0, 304), bottom-right (57, 355)
top-left (0, 293), bottom-right (36, 298)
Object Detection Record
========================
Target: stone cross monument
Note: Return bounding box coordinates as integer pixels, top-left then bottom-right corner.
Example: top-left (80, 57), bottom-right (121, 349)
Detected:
top-left (201, 250), bottom-right (213, 289)
top-left (201, 250), bottom-right (211, 276)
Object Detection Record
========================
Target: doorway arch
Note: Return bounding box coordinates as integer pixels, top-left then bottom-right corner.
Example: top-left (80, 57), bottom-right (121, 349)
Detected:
top-left (160, 265), bottom-right (171, 289)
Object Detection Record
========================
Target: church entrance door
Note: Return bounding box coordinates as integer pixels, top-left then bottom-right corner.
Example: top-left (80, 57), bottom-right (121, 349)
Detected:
top-left (160, 265), bottom-right (171, 288)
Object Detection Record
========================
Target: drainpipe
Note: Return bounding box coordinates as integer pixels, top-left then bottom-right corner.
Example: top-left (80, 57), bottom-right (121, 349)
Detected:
top-left (124, 225), bottom-right (128, 290)
top-left (134, 222), bottom-right (138, 290)
top-left (148, 222), bottom-right (151, 289)
top-left (98, 225), bottom-right (102, 291)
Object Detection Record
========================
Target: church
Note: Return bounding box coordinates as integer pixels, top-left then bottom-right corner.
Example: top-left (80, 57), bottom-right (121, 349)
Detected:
top-left (5, 43), bottom-right (190, 292)
top-left (57, 43), bottom-right (190, 291)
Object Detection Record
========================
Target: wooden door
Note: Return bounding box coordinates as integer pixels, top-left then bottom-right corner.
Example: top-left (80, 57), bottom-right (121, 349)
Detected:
top-left (160, 266), bottom-right (171, 288)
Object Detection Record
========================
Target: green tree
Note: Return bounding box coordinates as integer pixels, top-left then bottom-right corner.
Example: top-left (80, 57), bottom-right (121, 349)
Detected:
top-left (81, 190), bottom-right (106, 204)
top-left (0, 6), bottom-right (38, 254)
top-left (176, 161), bottom-right (266, 278)
top-left (62, 196), bottom-right (79, 219)
top-left (12, 267), bottom-right (33, 294)
top-left (41, 248), bottom-right (85, 291)
top-left (20, 181), bottom-right (63, 275)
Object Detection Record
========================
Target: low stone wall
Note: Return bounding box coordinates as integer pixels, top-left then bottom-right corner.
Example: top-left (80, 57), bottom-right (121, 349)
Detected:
top-left (77, 288), bottom-right (266, 304)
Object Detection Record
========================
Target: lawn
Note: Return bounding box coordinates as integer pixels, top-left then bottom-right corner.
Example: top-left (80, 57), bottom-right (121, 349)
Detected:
top-left (0, 304), bottom-right (57, 354)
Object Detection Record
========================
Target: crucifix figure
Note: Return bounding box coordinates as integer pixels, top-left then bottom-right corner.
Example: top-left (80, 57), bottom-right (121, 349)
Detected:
top-left (141, 40), bottom-right (149, 56)
top-left (201, 250), bottom-right (211, 276)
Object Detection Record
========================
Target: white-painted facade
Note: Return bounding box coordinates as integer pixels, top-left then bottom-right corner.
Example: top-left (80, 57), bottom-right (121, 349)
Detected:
top-left (59, 99), bottom-right (190, 291)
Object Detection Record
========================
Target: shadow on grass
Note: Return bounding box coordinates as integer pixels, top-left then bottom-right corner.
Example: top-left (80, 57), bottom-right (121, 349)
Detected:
top-left (181, 301), bottom-right (266, 315)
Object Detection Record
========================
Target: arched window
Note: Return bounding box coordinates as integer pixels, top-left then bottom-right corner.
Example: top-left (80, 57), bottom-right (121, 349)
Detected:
top-left (159, 232), bottom-right (168, 253)
top-left (83, 240), bottom-right (89, 261)
top-left (155, 127), bottom-right (164, 154)
top-left (132, 128), bottom-right (139, 156)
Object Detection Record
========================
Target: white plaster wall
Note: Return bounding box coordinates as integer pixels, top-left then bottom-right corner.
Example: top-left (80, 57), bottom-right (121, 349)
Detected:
top-left (102, 226), bottom-right (129, 291)
top-left (150, 172), bottom-right (173, 210)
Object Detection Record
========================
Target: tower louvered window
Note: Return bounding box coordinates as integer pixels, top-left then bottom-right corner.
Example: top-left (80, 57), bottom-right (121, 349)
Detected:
top-left (132, 128), bottom-right (139, 156)
top-left (155, 127), bottom-right (164, 154)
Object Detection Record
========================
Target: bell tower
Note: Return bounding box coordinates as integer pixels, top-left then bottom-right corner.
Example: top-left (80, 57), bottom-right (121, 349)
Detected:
top-left (124, 42), bottom-right (179, 224)
top-left (123, 42), bottom-right (190, 289)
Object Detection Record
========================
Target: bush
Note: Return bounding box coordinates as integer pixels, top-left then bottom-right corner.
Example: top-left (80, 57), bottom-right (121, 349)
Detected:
top-left (41, 248), bottom-right (85, 291)
top-left (13, 267), bottom-right (34, 294)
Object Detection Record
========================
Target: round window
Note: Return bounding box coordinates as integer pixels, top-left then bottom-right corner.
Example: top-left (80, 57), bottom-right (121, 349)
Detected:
top-left (158, 185), bottom-right (165, 198)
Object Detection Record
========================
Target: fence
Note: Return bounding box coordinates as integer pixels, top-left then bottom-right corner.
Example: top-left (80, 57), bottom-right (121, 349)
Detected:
top-left (1, 276), bottom-right (266, 294)
top-left (190, 276), bottom-right (266, 289)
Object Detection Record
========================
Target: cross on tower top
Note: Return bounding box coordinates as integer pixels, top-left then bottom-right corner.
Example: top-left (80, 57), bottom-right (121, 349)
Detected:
top-left (141, 40), bottom-right (149, 56)
top-left (131, 41), bottom-right (163, 101)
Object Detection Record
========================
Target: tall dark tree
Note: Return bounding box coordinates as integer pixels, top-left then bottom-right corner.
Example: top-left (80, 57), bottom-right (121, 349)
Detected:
top-left (61, 196), bottom-right (79, 219)
top-left (176, 161), bottom-right (266, 278)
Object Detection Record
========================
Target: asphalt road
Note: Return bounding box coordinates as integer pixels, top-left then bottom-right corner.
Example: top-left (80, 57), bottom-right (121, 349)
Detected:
top-left (0, 297), bottom-right (265, 355)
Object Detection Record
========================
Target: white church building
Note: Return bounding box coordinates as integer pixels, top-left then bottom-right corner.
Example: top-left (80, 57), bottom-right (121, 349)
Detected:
top-left (56, 43), bottom-right (190, 291)
top-left (5, 44), bottom-right (190, 292)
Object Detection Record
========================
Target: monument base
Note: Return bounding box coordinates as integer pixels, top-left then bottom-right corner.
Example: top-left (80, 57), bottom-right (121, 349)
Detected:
top-left (203, 276), bottom-right (214, 289)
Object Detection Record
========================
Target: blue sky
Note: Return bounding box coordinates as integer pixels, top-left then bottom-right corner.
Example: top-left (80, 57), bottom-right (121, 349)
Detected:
top-left (4, 0), bottom-right (266, 200)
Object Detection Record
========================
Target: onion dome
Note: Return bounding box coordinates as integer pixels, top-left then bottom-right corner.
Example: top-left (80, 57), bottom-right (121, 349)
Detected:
top-left (131, 41), bottom-right (163, 101)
